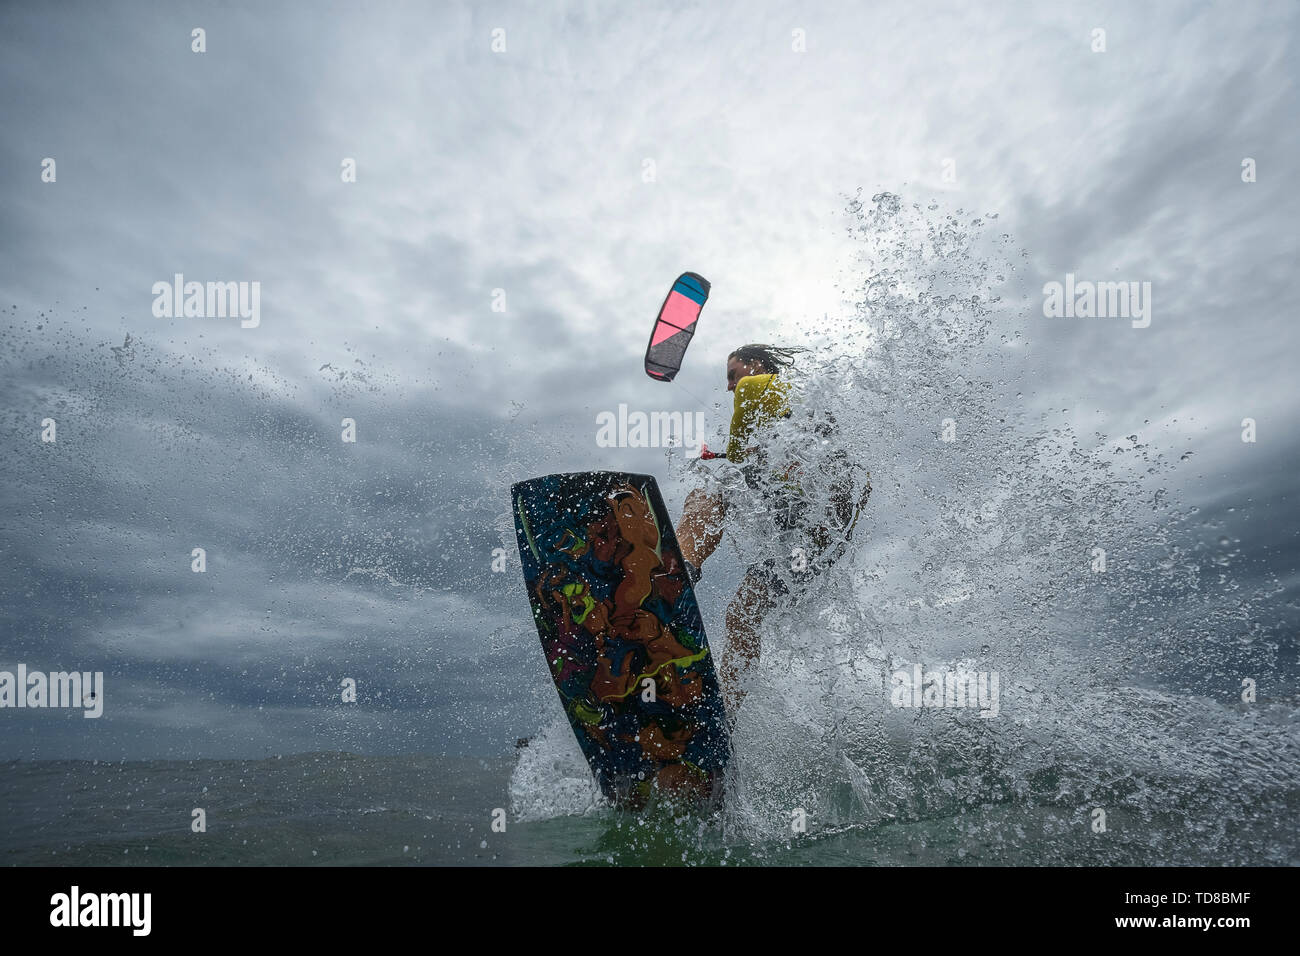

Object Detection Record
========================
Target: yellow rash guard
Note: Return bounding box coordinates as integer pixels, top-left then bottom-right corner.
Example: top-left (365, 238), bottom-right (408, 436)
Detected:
top-left (725, 373), bottom-right (792, 462)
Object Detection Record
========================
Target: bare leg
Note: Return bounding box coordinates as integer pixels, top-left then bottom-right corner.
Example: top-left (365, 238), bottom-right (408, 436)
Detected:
top-left (678, 487), bottom-right (726, 566)
top-left (721, 567), bottom-right (780, 722)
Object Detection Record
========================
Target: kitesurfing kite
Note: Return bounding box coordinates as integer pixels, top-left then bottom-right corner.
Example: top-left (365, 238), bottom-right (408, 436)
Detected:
top-left (644, 272), bottom-right (709, 382)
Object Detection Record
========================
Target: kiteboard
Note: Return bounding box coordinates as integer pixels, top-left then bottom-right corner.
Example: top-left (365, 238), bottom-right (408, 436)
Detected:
top-left (512, 471), bottom-right (730, 807)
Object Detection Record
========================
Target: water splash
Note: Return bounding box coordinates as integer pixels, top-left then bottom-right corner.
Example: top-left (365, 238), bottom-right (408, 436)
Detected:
top-left (513, 191), bottom-right (1297, 864)
top-left (697, 191), bottom-right (1297, 861)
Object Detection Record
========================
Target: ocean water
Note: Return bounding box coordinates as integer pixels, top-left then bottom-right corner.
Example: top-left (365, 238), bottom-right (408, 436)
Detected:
top-left (3, 734), bottom-right (1294, 866)
top-left (2, 753), bottom-right (535, 867)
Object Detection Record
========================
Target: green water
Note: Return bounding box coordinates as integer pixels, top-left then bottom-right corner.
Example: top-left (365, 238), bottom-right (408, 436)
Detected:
top-left (2, 751), bottom-right (1293, 866)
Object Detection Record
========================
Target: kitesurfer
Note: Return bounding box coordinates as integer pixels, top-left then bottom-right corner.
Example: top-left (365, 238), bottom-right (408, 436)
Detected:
top-left (677, 344), bottom-right (869, 720)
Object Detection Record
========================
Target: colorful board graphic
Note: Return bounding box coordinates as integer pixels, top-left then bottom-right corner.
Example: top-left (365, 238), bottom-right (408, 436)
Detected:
top-left (645, 272), bottom-right (709, 382)
top-left (512, 471), bottom-right (730, 807)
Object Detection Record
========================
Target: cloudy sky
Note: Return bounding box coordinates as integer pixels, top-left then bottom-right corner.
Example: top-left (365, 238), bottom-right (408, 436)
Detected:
top-left (1, 0), bottom-right (1296, 760)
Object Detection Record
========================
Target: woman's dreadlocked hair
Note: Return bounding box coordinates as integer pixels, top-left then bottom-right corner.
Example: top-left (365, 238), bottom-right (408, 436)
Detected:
top-left (727, 344), bottom-right (808, 375)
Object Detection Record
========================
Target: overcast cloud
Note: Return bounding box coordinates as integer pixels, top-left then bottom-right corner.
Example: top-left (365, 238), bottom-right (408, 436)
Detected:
top-left (1, 0), bottom-right (1296, 759)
